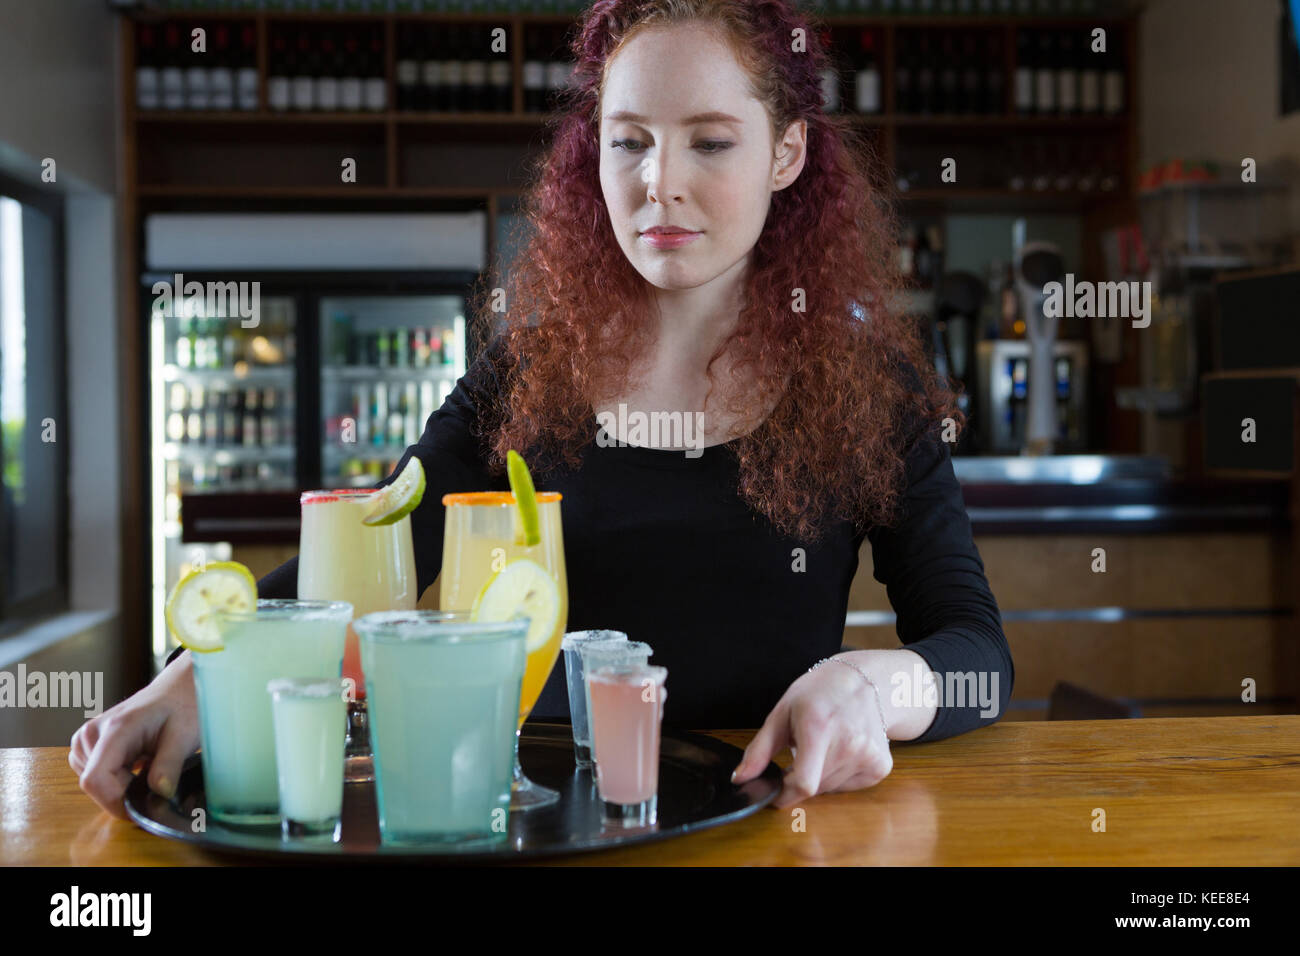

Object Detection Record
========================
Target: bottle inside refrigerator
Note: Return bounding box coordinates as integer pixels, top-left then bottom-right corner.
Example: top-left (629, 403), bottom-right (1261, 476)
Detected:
top-left (319, 295), bottom-right (466, 488)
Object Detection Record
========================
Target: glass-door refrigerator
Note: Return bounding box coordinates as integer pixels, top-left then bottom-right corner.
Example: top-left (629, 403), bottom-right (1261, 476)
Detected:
top-left (145, 275), bottom-right (474, 666)
top-left (142, 211), bottom-right (487, 666)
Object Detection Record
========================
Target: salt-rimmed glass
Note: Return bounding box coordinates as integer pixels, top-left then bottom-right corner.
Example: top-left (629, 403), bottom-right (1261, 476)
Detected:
top-left (560, 630), bottom-right (628, 767)
top-left (356, 610), bottom-right (528, 847)
top-left (267, 677), bottom-right (349, 842)
top-left (588, 663), bottom-right (668, 828)
top-left (580, 640), bottom-right (652, 772)
top-left (297, 488), bottom-right (417, 784)
top-left (191, 599), bottom-right (352, 826)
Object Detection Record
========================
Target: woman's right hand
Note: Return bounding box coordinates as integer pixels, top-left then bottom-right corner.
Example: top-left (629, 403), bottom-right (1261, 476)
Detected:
top-left (69, 650), bottom-right (200, 820)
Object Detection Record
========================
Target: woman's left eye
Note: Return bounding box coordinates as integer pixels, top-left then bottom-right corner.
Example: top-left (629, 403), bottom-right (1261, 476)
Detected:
top-left (695, 141), bottom-right (733, 153)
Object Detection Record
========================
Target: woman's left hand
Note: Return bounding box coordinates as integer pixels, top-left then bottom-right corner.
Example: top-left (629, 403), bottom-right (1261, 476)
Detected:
top-left (731, 658), bottom-right (893, 807)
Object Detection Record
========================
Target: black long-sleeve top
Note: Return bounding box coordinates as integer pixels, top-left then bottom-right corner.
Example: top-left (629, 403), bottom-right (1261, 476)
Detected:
top-left (168, 335), bottom-right (1013, 743)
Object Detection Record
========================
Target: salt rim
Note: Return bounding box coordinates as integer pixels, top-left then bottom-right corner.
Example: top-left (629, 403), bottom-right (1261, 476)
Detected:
top-left (266, 677), bottom-right (349, 699)
top-left (561, 629), bottom-right (629, 651)
top-left (580, 639), bottom-right (653, 667)
top-left (216, 598), bottom-right (354, 623)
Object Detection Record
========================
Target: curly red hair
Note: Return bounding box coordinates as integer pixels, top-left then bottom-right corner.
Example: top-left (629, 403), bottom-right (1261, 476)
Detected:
top-left (469, 0), bottom-right (962, 544)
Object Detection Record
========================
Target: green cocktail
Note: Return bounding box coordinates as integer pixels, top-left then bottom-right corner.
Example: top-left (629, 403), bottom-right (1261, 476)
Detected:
top-left (356, 611), bottom-right (528, 847)
top-left (191, 599), bottom-right (352, 826)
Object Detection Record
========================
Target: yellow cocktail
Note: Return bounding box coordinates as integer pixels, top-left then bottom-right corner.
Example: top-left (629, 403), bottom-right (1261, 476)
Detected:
top-left (440, 489), bottom-right (567, 809)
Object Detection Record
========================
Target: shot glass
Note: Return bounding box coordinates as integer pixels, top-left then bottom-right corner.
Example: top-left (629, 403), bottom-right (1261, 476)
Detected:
top-left (267, 677), bottom-right (348, 842)
top-left (356, 611), bottom-right (528, 847)
top-left (580, 640), bottom-right (652, 772)
top-left (191, 599), bottom-right (352, 826)
top-left (560, 630), bottom-right (628, 768)
top-left (588, 663), bottom-right (668, 828)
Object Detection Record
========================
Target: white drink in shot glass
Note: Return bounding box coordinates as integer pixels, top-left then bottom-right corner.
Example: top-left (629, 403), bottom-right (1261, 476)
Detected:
top-left (579, 640), bottom-right (652, 774)
top-left (588, 664), bottom-right (668, 828)
top-left (560, 630), bottom-right (628, 768)
top-left (267, 677), bottom-right (349, 841)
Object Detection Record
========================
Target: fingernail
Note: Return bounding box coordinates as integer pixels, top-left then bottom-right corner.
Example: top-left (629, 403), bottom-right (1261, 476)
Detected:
top-left (155, 776), bottom-right (175, 799)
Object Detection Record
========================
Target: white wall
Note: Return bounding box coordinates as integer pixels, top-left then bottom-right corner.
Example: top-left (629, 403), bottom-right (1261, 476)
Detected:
top-left (0, 0), bottom-right (120, 194)
top-left (0, 1), bottom-right (126, 744)
top-left (1139, 0), bottom-right (1300, 224)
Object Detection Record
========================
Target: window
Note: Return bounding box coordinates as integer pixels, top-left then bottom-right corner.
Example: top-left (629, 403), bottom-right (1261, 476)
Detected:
top-left (0, 175), bottom-right (68, 630)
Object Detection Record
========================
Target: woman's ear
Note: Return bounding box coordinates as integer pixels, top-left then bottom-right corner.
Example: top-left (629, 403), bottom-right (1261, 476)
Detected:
top-left (773, 119), bottom-right (808, 190)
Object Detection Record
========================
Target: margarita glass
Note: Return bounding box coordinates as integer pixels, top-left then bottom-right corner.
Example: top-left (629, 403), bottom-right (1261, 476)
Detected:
top-left (298, 489), bottom-right (416, 782)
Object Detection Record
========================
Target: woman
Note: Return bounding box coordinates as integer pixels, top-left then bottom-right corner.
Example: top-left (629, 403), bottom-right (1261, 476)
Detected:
top-left (72, 0), bottom-right (1012, 817)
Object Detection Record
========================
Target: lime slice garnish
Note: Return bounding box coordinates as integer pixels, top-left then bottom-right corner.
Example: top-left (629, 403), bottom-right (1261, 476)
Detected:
top-left (506, 450), bottom-right (540, 547)
top-left (164, 561), bottom-right (257, 653)
top-left (470, 558), bottom-right (560, 653)
top-left (362, 457), bottom-right (426, 526)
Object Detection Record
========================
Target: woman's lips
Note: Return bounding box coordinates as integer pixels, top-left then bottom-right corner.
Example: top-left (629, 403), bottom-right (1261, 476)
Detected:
top-left (639, 231), bottom-right (702, 249)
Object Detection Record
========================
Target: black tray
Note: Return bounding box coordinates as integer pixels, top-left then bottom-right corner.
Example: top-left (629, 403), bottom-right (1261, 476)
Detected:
top-left (124, 722), bottom-right (781, 862)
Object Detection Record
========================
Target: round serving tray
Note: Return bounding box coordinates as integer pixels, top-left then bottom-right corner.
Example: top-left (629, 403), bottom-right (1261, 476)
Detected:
top-left (124, 722), bottom-right (781, 862)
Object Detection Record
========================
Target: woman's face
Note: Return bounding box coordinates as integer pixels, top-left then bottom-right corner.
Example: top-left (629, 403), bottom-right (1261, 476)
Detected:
top-left (599, 24), bottom-right (806, 293)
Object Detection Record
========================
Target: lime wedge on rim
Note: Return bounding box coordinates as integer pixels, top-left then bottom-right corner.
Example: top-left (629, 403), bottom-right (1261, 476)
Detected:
top-left (164, 561), bottom-right (257, 653)
top-left (470, 558), bottom-right (560, 653)
top-left (363, 457), bottom-right (426, 526)
top-left (506, 450), bottom-right (540, 547)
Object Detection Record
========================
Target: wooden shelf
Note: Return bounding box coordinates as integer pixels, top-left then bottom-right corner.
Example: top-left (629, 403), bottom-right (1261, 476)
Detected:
top-left (137, 184), bottom-right (520, 198)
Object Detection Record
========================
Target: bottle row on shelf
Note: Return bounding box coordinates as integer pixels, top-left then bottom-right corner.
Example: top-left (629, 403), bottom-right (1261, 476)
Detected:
top-left (822, 27), bottom-right (1125, 116)
top-left (137, 0), bottom-right (1124, 14)
top-left (165, 462), bottom-right (294, 506)
top-left (134, 20), bottom-right (576, 113)
top-left (170, 308), bottom-right (296, 370)
top-left (325, 380), bottom-right (447, 448)
top-left (325, 318), bottom-right (461, 368)
top-left (165, 383), bottom-right (296, 448)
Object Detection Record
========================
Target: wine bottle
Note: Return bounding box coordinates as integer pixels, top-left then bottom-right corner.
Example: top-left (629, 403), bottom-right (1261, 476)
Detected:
top-left (136, 23), bottom-right (160, 110)
top-left (1034, 31), bottom-right (1055, 114)
top-left (209, 23), bottom-right (234, 110)
top-left (442, 25), bottom-right (465, 112)
top-left (986, 32), bottom-right (1005, 114)
top-left (523, 28), bottom-right (545, 113)
top-left (316, 29), bottom-right (340, 111)
top-left (396, 28), bottom-right (419, 111)
top-left (184, 21), bottom-right (211, 110)
top-left (464, 25), bottom-right (487, 112)
top-left (1103, 37), bottom-right (1124, 115)
top-left (1078, 29), bottom-right (1101, 114)
top-left (916, 34), bottom-right (935, 115)
top-left (1056, 29), bottom-right (1078, 116)
top-left (291, 29), bottom-right (314, 111)
top-left (268, 30), bottom-right (291, 112)
top-left (236, 24), bottom-right (259, 111)
top-left (545, 27), bottom-right (573, 113)
top-left (340, 29), bottom-right (363, 111)
top-left (894, 32), bottom-right (914, 114)
top-left (1014, 30), bottom-right (1033, 116)
top-left (489, 28), bottom-right (511, 112)
top-left (364, 26), bottom-right (386, 111)
top-left (421, 28), bottom-right (441, 111)
top-left (854, 30), bottom-right (881, 114)
top-left (960, 32), bottom-right (982, 115)
top-left (938, 32), bottom-right (958, 115)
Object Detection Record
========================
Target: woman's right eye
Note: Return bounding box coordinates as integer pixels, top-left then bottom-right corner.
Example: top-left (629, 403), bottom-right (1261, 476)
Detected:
top-left (610, 139), bottom-right (644, 152)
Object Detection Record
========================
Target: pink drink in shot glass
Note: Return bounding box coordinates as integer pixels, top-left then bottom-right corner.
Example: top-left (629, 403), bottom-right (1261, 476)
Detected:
top-left (588, 664), bottom-right (668, 827)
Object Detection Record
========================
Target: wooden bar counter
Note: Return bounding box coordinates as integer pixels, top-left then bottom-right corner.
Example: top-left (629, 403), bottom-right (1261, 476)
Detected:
top-left (3, 715), bottom-right (1297, 866)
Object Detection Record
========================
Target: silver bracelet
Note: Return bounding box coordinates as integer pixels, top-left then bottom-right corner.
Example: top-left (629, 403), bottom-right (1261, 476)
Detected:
top-left (809, 656), bottom-right (891, 737)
